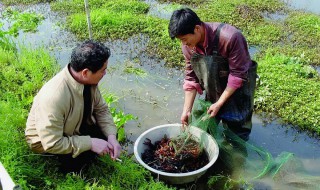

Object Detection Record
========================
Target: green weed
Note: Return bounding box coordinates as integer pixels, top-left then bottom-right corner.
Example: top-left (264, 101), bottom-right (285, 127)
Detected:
top-left (102, 92), bottom-right (137, 143)
top-left (1, 8), bottom-right (44, 37)
top-left (51, 0), bottom-right (149, 15)
top-left (208, 174), bottom-right (254, 190)
top-left (255, 49), bottom-right (320, 134)
top-left (0, 45), bottom-right (59, 109)
top-left (0, 8), bottom-right (44, 50)
top-left (1, 0), bottom-right (48, 5)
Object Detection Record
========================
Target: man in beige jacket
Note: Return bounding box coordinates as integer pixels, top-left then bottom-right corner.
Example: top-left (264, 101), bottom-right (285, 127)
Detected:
top-left (25, 40), bottom-right (121, 173)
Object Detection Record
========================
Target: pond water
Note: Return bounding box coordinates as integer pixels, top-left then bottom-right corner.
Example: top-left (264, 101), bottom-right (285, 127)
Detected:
top-left (285, 0), bottom-right (320, 15)
top-left (2, 1), bottom-right (320, 189)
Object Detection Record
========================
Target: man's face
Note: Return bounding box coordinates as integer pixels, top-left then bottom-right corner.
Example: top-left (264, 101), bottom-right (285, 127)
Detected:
top-left (176, 26), bottom-right (202, 49)
top-left (86, 61), bottom-right (108, 85)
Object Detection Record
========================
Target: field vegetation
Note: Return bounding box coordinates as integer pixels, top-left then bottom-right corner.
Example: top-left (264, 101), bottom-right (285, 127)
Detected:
top-left (0, 0), bottom-right (319, 189)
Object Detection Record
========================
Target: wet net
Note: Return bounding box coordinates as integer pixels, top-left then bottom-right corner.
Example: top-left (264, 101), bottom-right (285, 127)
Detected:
top-left (189, 99), bottom-right (320, 189)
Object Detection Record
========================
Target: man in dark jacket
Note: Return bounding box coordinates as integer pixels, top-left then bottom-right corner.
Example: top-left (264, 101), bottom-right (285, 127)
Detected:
top-left (168, 8), bottom-right (257, 141)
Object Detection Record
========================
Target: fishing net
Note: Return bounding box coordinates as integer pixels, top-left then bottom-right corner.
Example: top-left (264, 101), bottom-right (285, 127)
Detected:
top-left (189, 99), bottom-right (320, 189)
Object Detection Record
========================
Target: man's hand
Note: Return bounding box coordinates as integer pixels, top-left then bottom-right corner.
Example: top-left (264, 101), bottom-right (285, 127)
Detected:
top-left (207, 102), bottom-right (223, 118)
top-left (107, 135), bottom-right (122, 160)
top-left (181, 110), bottom-right (191, 128)
top-left (207, 86), bottom-right (236, 118)
top-left (90, 138), bottom-right (113, 156)
top-left (181, 89), bottom-right (196, 129)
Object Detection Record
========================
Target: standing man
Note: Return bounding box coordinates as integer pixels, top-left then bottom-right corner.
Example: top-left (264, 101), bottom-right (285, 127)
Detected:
top-left (25, 40), bottom-right (121, 173)
top-left (168, 8), bottom-right (257, 140)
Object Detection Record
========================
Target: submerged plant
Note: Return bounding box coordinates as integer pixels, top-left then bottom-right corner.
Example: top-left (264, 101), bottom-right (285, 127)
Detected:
top-left (102, 92), bottom-right (137, 142)
top-left (2, 8), bottom-right (44, 37)
top-left (208, 174), bottom-right (254, 190)
top-left (0, 8), bottom-right (44, 51)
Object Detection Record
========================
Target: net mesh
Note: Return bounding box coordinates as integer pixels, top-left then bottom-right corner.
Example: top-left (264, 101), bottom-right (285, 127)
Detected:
top-left (189, 99), bottom-right (320, 189)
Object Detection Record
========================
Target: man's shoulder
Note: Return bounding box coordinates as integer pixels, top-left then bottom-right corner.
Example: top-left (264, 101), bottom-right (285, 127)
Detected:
top-left (205, 22), bottom-right (240, 35)
top-left (38, 71), bottom-right (71, 102)
top-left (207, 22), bottom-right (244, 45)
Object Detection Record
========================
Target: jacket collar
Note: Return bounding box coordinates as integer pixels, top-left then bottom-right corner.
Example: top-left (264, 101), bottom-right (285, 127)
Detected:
top-left (195, 22), bottom-right (209, 54)
top-left (63, 64), bottom-right (84, 93)
top-left (202, 22), bottom-right (209, 49)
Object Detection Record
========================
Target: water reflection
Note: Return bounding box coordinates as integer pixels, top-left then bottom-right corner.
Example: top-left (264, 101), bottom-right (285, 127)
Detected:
top-left (314, 66), bottom-right (320, 75)
top-left (144, 0), bottom-right (178, 20)
top-left (263, 12), bottom-right (288, 22)
top-left (4, 3), bottom-right (78, 65)
top-left (285, 0), bottom-right (320, 15)
top-left (250, 115), bottom-right (320, 174)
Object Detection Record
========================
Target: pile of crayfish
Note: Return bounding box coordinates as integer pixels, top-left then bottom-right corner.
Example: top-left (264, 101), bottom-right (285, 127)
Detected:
top-left (141, 134), bottom-right (209, 173)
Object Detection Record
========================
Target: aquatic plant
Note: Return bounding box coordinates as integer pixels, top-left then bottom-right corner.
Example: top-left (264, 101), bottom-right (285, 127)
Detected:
top-left (102, 92), bottom-right (137, 143)
top-left (208, 174), bottom-right (254, 190)
top-left (51, 0), bottom-right (149, 15)
top-left (0, 8), bottom-right (44, 50)
top-left (2, 8), bottom-right (44, 36)
top-left (255, 50), bottom-right (320, 134)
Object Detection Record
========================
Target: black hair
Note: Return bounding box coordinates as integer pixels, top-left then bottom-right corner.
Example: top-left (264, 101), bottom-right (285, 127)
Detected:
top-left (70, 40), bottom-right (111, 73)
top-left (168, 8), bottom-right (202, 39)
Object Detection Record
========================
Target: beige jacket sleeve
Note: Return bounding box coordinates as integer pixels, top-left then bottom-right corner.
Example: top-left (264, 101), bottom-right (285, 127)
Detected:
top-left (36, 87), bottom-right (92, 158)
top-left (92, 87), bottom-right (117, 137)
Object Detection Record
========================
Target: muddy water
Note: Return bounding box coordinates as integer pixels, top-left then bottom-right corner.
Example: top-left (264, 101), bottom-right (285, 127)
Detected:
top-left (3, 2), bottom-right (320, 189)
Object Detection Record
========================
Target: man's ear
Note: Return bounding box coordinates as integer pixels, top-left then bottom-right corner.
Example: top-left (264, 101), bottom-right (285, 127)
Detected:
top-left (81, 68), bottom-right (90, 79)
top-left (194, 25), bottom-right (201, 32)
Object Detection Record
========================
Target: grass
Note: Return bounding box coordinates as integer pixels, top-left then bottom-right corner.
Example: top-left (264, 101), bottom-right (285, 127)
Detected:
top-left (1, 0), bottom-right (48, 5)
top-left (0, 43), bottom-right (173, 189)
top-left (51, 0), bottom-right (150, 15)
top-left (0, 8), bottom-right (171, 189)
top-left (0, 45), bottom-right (59, 109)
top-left (255, 49), bottom-right (320, 134)
top-left (0, 46), bottom-right (63, 189)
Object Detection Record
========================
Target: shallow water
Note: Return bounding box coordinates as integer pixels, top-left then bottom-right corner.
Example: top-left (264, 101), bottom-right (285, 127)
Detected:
top-left (285, 0), bottom-right (320, 15)
top-left (2, 1), bottom-right (320, 189)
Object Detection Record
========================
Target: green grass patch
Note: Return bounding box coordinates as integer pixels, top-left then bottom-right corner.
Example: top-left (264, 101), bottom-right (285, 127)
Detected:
top-left (0, 8), bottom-right (44, 50)
top-left (51, 0), bottom-right (149, 15)
top-left (60, 2), bottom-right (184, 67)
top-left (0, 45), bottom-right (59, 109)
top-left (283, 11), bottom-right (320, 65)
top-left (157, 0), bottom-right (206, 7)
top-left (58, 0), bottom-right (288, 67)
top-left (0, 101), bottom-right (62, 189)
top-left (66, 9), bottom-right (147, 40)
top-left (260, 44), bottom-right (320, 66)
top-left (1, 8), bottom-right (44, 36)
top-left (1, 0), bottom-right (48, 5)
top-left (285, 11), bottom-right (320, 47)
top-left (142, 16), bottom-right (184, 67)
top-left (255, 49), bottom-right (320, 135)
top-left (197, 0), bottom-right (286, 46)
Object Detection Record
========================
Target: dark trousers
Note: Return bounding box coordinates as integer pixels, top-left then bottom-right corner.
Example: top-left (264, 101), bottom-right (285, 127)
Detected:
top-left (219, 111), bottom-right (253, 142)
top-left (57, 124), bottom-right (107, 174)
